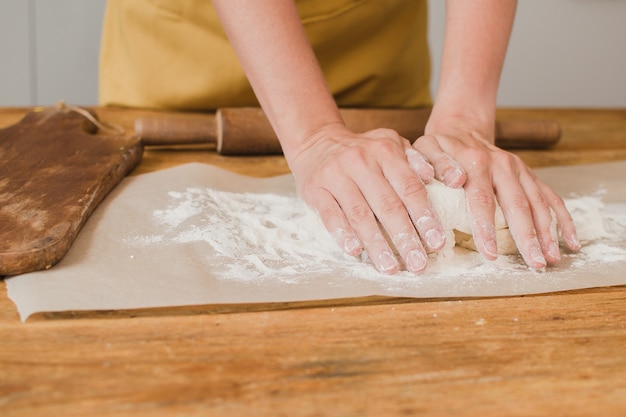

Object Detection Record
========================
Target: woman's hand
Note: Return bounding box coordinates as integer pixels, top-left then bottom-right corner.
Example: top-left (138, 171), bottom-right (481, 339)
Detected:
top-left (213, 0), bottom-right (580, 273)
top-left (287, 122), bottom-right (464, 274)
top-left (413, 121), bottom-right (581, 269)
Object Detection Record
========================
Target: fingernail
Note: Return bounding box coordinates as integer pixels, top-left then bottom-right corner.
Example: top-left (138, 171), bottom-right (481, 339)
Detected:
top-left (442, 168), bottom-right (464, 187)
top-left (344, 237), bottom-right (361, 255)
top-left (547, 241), bottom-right (561, 261)
top-left (425, 229), bottom-right (445, 250)
top-left (567, 233), bottom-right (581, 251)
top-left (483, 238), bottom-right (498, 260)
top-left (421, 167), bottom-right (435, 183)
top-left (530, 245), bottom-right (547, 268)
top-left (406, 149), bottom-right (434, 182)
top-left (377, 251), bottom-right (399, 274)
top-left (406, 249), bottom-right (428, 273)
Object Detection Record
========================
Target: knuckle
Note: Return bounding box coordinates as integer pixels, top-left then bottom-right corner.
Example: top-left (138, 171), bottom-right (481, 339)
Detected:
top-left (346, 203), bottom-right (375, 224)
top-left (368, 128), bottom-right (403, 141)
top-left (397, 175), bottom-right (426, 198)
top-left (376, 193), bottom-right (405, 217)
top-left (342, 146), bottom-right (371, 166)
top-left (365, 130), bottom-right (409, 156)
top-left (460, 150), bottom-right (492, 173)
top-left (414, 134), bottom-right (437, 147)
top-left (510, 193), bottom-right (532, 211)
top-left (467, 188), bottom-right (496, 208)
top-left (316, 204), bottom-right (339, 225)
top-left (532, 191), bottom-right (550, 212)
top-left (495, 151), bottom-right (526, 175)
top-left (550, 193), bottom-right (566, 208)
top-left (373, 139), bottom-right (404, 158)
top-left (468, 149), bottom-right (491, 165)
top-left (545, 189), bottom-right (567, 211)
top-left (502, 193), bottom-right (531, 218)
top-left (429, 150), bottom-right (453, 166)
top-left (299, 176), bottom-right (327, 201)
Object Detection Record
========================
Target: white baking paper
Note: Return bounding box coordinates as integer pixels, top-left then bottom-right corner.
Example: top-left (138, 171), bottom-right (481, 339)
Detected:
top-left (6, 161), bottom-right (626, 321)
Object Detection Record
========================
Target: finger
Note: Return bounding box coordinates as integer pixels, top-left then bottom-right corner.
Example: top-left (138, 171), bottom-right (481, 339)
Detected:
top-left (492, 165), bottom-right (547, 269)
top-left (537, 181), bottom-right (581, 252)
top-left (382, 154), bottom-right (446, 254)
top-left (365, 129), bottom-right (436, 184)
top-left (357, 175), bottom-right (429, 274)
top-left (313, 189), bottom-right (362, 256)
top-left (347, 144), bottom-right (431, 273)
top-left (413, 135), bottom-right (466, 188)
top-left (363, 130), bottom-right (441, 270)
top-left (462, 156), bottom-right (499, 261)
top-left (466, 187), bottom-right (500, 261)
top-left (329, 175), bottom-right (401, 274)
top-left (519, 175), bottom-right (561, 264)
top-left (405, 147), bottom-right (434, 184)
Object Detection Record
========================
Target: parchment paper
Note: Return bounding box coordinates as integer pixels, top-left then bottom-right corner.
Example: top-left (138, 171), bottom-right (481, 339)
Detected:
top-left (6, 161), bottom-right (626, 321)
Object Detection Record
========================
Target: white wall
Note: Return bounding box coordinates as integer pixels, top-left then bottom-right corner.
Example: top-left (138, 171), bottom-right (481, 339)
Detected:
top-left (0, 1), bottom-right (33, 106)
top-left (428, 0), bottom-right (626, 107)
top-left (1, 0), bottom-right (625, 107)
top-left (0, 0), bottom-right (106, 106)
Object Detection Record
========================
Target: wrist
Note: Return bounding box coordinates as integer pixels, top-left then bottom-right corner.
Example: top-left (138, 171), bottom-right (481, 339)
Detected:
top-left (281, 119), bottom-right (348, 166)
top-left (425, 97), bottom-right (497, 143)
top-left (277, 110), bottom-right (345, 157)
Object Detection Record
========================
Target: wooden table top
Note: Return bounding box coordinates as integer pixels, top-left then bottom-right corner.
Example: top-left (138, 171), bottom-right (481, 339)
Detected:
top-left (1, 107), bottom-right (626, 416)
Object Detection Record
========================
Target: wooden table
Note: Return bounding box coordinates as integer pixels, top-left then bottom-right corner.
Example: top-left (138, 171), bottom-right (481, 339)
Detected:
top-left (1, 107), bottom-right (625, 416)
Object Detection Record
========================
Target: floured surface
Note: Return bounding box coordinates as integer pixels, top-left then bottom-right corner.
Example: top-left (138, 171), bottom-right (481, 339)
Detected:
top-left (6, 161), bottom-right (626, 321)
top-left (131, 180), bottom-right (510, 281)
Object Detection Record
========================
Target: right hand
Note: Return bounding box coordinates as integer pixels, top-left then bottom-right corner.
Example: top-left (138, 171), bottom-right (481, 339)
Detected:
top-left (285, 122), bottom-right (466, 274)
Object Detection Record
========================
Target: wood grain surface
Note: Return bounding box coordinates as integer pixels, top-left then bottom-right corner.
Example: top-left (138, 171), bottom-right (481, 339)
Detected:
top-left (0, 108), bottom-right (143, 275)
top-left (1, 107), bottom-right (626, 417)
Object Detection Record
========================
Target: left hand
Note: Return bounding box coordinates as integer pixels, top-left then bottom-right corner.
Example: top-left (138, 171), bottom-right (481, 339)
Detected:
top-left (413, 121), bottom-right (580, 269)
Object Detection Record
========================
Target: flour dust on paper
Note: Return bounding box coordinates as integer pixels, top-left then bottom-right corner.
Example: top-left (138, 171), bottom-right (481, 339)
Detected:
top-left (124, 182), bottom-right (626, 284)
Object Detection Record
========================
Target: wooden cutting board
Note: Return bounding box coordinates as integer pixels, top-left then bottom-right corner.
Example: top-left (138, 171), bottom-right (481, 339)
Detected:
top-left (0, 107), bottom-right (143, 276)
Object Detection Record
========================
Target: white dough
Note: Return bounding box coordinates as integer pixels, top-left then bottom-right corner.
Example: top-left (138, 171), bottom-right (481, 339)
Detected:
top-left (425, 180), bottom-right (518, 255)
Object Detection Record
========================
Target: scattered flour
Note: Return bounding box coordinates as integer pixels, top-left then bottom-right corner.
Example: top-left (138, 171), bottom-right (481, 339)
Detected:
top-left (125, 186), bottom-right (626, 284)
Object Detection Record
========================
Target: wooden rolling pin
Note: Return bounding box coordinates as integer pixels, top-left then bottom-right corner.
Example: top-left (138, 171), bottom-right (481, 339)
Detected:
top-left (135, 107), bottom-right (561, 155)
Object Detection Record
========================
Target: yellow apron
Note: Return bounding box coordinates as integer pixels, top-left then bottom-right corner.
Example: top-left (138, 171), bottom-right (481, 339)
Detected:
top-left (99, 0), bottom-right (431, 110)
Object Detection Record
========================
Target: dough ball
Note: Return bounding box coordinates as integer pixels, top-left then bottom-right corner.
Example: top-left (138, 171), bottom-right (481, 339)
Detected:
top-left (377, 181), bottom-right (547, 257)
top-left (453, 228), bottom-right (519, 255)
top-left (425, 180), bottom-right (520, 255)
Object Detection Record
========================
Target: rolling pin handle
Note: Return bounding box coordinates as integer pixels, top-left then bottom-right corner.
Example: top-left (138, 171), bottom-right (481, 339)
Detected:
top-left (217, 108), bottom-right (283, 155)
top-left (135, 113), bottom-right (217, 146)
top-left (494, 120), bottom-right (561, 149)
